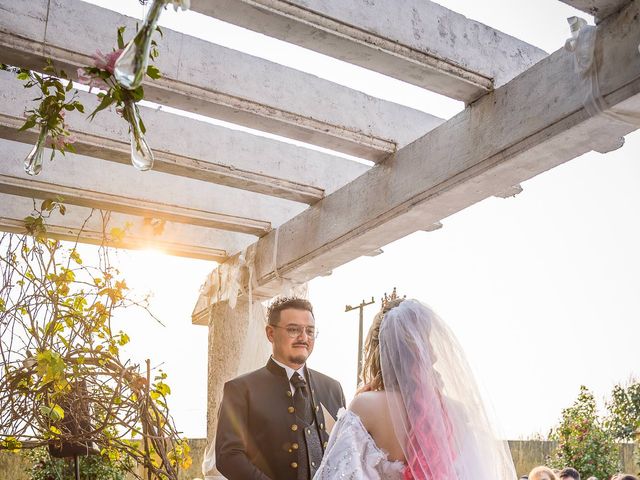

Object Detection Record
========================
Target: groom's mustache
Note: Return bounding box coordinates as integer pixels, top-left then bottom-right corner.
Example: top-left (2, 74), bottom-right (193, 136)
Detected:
top-left (293, 342), bottom-right (309, 348)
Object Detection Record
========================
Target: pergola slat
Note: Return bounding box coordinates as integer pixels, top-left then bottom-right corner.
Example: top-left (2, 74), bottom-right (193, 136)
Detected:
top-left (190, 0), bottom-right (547, 103)
top-left (0, 174), bottom-right (271, 236)
top-left (194, 0), bottom-right (640, 318)
top-left (0, 71), bottom-right (369, 205)
top-left (0, 193), bottom-right (256, 262)
top-left (0, 138), bottom-right (310, 236)
top-left (0, 0), bottom-right (443, 162)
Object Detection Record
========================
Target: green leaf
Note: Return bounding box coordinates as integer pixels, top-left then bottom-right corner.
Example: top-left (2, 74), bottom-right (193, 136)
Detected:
top-left (18, 116), bottom-right (37, 132)
top-left (1, 436), bottom-right (22, 452)
top-left (73, 101), bottom-right (84, 113)
top-left (138, 115), bottom-right (146, 135)
top-left (130, 86), bottom-right (144, 102)
top-left (88, 93), bottom-right (115, 120)
top-left (51, 404), bottom-right (64, 420)
top-left (146, 65), bottom-right (161, 80)
top-left (154, 381), bottom-right (171, 397)
top-left (17, 72), bottom-right (30, 81)
top-left (117, 26), bottom-right (126, 49)
top-left (41, 198), bottom-right (54, 211)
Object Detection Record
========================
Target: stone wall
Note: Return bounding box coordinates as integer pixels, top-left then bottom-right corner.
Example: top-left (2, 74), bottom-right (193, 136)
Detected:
top-left (0, 439), bottom-right (636, 479)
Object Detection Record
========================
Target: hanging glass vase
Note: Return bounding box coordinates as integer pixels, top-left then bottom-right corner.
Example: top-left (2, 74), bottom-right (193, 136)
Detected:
top-left (124, 100), bottom-right (154, 171)
top-left (113, 0), bottom-right (167, 90)
top-left (24, 125), bottom-right (49, 176)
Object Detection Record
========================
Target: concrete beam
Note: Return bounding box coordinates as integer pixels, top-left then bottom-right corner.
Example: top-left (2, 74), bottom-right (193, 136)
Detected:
top-left (189, 0), bottom-right (547, 103)
top-left (0, 0), bottom-right (443, 161)
top-left (0, 174), bottom-right (271, 236)
top-left (195, 0), bottom-right (640, 310)
top-left (559, 0), bottom-right (630, 22)
top-left (0, 138), bottom-right (311, 236)
top-left (0, 193), bottom-right (257, 261)
top-left (0, 71), bottom-right (369, 205)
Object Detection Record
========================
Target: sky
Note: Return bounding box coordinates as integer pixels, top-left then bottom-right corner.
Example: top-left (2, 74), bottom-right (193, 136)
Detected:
top-left (73, 0), bottom-right (640, 441)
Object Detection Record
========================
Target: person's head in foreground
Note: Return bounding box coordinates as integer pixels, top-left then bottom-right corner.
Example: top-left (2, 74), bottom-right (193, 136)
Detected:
top-left (529, 466), bottom-right (559, 480)
top-left (560, 467), bottom-right (581, 480)
top-left (361, 298), bottom-right (517, 479)
top-left (613, 475), bottom-right (639, 480)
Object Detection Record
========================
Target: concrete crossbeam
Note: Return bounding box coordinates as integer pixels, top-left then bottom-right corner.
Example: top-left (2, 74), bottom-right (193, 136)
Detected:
top-left (559, 0), bottom-right (631, 22)
top-left (0, 71), bottom-right (369, 204)
top-left (0, 193), bottom-right (256, 261)
top-left (0, 138), bottom-right (309, 236)
top-left (0, 0), bottom-right (443, 161)
top-left (189, 0), bottom-right (547, 102)
top-left (194, 0), bottom-right (640, 314)
top-left (0, 174), bottom-right (271, 236)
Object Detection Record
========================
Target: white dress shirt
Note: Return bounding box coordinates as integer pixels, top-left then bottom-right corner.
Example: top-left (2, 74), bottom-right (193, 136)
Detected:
top-left (271, 356), bottom-right (306, 394)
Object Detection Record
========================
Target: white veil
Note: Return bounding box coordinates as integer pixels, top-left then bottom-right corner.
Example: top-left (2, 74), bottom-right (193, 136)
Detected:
top-left (379, 299), bottom-right (516, 480)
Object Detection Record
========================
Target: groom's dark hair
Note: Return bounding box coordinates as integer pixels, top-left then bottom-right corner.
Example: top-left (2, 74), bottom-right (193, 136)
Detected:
top-left (267, 297), bottom-right (314, 325)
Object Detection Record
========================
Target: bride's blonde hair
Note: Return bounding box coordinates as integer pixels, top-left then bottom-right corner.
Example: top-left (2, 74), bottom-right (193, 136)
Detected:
top-left (360, 298), bottom-right (404, 391)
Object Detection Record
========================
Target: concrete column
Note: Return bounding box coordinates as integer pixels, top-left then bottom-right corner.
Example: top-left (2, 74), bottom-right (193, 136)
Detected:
top-left (204, 297), bottom-right (271, 476)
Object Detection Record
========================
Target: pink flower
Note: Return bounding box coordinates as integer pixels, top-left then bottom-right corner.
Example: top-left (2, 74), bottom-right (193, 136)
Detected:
top-left (51, 133), bottom-right (77, 150)
top-left (93, 48), bottom-right (123, 74)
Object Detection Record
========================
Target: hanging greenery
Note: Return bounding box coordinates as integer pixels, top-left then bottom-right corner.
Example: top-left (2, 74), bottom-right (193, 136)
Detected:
top-left (11, 0), bottom-right (190, 175)
top-left (11, 62), bottom-right (83, 176)
top-left (77, 25), bottom-right (163, 171)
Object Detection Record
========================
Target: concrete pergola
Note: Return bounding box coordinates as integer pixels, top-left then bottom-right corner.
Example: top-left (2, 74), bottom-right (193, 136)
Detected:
top-left (1, 0), bottom-right (638, 469)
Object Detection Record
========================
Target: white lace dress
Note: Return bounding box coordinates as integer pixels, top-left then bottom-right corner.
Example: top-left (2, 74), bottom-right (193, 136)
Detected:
top-left (313, 409), bottom-right (406, 480)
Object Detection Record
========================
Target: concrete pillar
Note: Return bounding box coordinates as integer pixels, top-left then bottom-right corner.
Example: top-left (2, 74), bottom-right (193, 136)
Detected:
top-left (204, 297), bottom-right (271, 476)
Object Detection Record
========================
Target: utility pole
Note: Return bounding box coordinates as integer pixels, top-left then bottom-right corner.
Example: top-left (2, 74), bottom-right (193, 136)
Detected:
top-left (345, 296), bottom-right (375, 386)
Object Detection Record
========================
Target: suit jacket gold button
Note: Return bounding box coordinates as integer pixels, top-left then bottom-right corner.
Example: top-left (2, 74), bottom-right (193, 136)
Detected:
top-left (315, 405), bottom-right (319, 412)
top-left (291, 424), bottom-right (298, 431)
top-left (323, 441), bottom-right (328, 448)
top-left (320, 423), bottom-right (324, 429)
top-left (292, 442), bottom-right (299, 450)
top-left (288, 406), bottom-right (295, 413)
top-left (291, 462), bottom-right (298, 469)
top-left (286, 391), bottom-right (292, 397)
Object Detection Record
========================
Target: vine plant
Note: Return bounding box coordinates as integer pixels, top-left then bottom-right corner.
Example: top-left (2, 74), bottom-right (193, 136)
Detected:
top-left (0, 201), bottom-right (191, 479)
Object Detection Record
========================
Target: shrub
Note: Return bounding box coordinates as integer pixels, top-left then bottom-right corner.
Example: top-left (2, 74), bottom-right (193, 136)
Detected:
top-left (24, 447), bottom-right (131, 480)
top-left (605, 379), bottom-right (640, 473)
top-left (548, 386), bottom-right (620, 478)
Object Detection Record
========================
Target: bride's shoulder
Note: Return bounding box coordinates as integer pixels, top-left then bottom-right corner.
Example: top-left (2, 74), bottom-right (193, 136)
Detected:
top-left (349, 390), bottom-right (388, 417)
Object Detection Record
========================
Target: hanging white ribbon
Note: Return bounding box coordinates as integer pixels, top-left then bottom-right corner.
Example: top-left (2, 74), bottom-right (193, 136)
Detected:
top-left (565, 16), bottom-right (640, 127)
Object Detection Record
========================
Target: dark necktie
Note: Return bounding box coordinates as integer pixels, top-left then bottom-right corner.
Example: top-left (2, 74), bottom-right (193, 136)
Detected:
top-left (291, 372), bottom-right (312, 424)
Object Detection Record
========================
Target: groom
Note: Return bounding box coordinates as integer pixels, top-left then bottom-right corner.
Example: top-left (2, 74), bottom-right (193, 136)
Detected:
top-left (215, 297), bottom-right (345, 480)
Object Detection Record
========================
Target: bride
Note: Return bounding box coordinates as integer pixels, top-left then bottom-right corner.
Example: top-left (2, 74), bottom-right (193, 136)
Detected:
top-left (314, 298), bottom-right (516, 479)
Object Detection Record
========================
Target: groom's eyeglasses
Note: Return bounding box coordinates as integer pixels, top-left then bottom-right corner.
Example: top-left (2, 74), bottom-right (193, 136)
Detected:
top-left (273, 324), bottom-right (319, 339)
